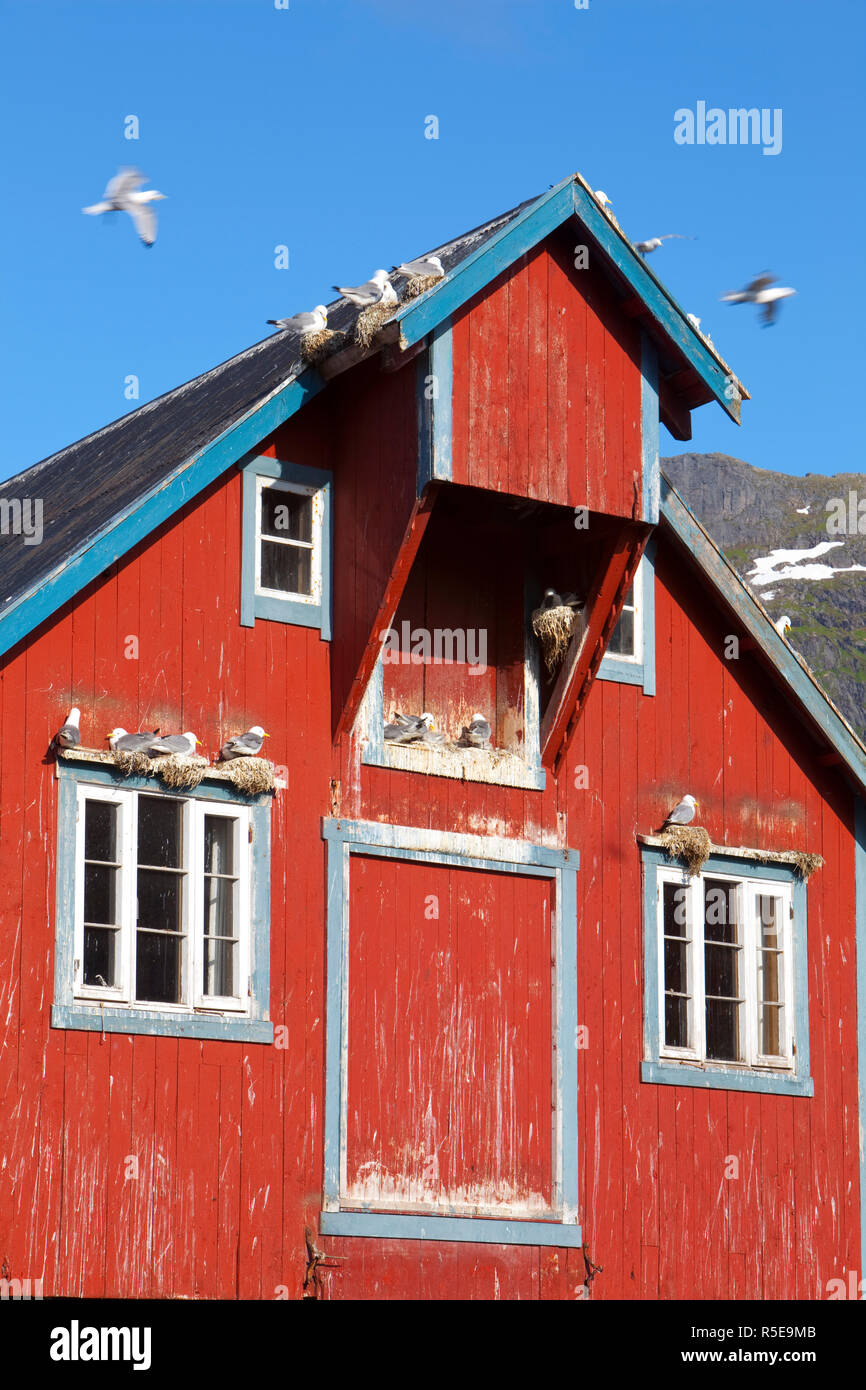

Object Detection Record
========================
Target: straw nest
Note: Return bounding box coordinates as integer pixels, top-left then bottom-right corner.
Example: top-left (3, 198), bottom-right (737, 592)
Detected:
top-left (753, 849), bottom-right (824, 880)
top-left (221, 757), bottom-right (275, 795)
top-left (355, 301), bottom-right (398, 348)
top-left (113, 750), bottom-right (209, 789)
top-left (659, 825), bottom-right (713, 877)
top-left (300, 328), bottom-right (348, 365)
top-left (402, 273), bottom-right (442, 301)
top-left (531, 604), bottom-right (576, 674)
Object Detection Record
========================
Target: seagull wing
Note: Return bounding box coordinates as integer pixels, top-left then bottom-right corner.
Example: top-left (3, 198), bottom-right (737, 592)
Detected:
top-left (127, 201), bottom-right (157, 246)
top-left (760, 298), bottom-right (780, 327)
top-left (746, 273), bottom-right (777, 293)
top-left (104, 168), bottom-right (146, 200)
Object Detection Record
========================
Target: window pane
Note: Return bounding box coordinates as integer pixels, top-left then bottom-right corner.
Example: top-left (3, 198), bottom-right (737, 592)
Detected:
top-left (607, 600), bottom-right (635, 656)
top-left (85, 800), bottom-right (117, 861)
top-left (84, 862), bottom-right (117, 925)
top-left (203, 875), bottom-right (234, 941)
top-left (704, 878), bottom-right (738, 943)
top-left (706, 999), bottom-right (739, 1062)
top-left (663, 936), bottom-right (688, 994)
top-left (137, 869), bottom-right (183, 932)
top-left (83, 926), bottom-right (116, 987)
top-left (759, 948), bottom-right (781, 1004)
top-left (705, 943), bottom-right (738, 998)
top-left (663, 881), bottom-right (688, 936)
top-left (136, 931), bottom-right (181, 1004)
top-left (204, 816), bottom-right (234, 876)
top-left (138, 797), bottom-right (182, 868)
top-left (664, 994), bottom-right (689, 1050)
top-left (260, 539), bottom-right (312, 595)
top-left (757, 894), bottom-right (781, 949)
top-left (260, 486), bottom-right (312, 542)
top-left (204, 936), bottom-right (236, 998)
top-left (760, 1003), bottom-right (783, 1057)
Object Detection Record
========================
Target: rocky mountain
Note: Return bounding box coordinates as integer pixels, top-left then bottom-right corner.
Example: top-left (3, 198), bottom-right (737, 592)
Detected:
top-left (661, 453), bottom-right (866, 742)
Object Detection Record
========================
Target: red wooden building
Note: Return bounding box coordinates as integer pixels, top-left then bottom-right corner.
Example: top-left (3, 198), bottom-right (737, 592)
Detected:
top-left (1, 173), bottom-right (865, 1301)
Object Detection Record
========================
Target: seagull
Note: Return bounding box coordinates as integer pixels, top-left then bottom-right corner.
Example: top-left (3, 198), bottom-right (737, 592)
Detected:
top-left (594, 190), bottom-right (613, 211)
top-left (384, 712), bottom-right (438, 743)
top-left (393, 255), bottom-right (444, 280)
top-left (456, 714), bottom-right (491, 749)
top-left (51, 707), bottom-right (81, 753)
top-left (106, 728), bottom-right (162, 754)
top-left (657, 793), bottom-right (698, 831)
top-left (219, 726), bottom-right (269, 760)
top-left (333, 270), bottom-right (397, 307)
top-left (540, 588), bottom-right (564, 610)
top-left (267, 305), bottom-right (328, 335)
top-left (720, 274), bottom-right (796, 327)
top-left (774, 615), bottom-right (792, 637)
top-left (634, 235), bottom-right (694, 257)
top-left (148, 731), bottom-right (202, 756)
top-left (82, 168), bottom-right (166, 246)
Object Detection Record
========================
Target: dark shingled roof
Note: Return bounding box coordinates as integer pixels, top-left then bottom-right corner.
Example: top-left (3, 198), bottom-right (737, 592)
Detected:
top-left (0, 194), bottom-right (537, 617)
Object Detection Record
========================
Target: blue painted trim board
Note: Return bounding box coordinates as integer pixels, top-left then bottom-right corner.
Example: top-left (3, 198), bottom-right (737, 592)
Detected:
top-left (51, 761), bottom-right (274, 1043)
top-left (0, 369), bottom-right (326, 661)
top-left (640, 846), bottom-right (813, 1097)
top-left (660, 477), bottom-right (866, 796)
top-left (597, 541), bottom-right (656, 695)
top-left (856, 798), bottom-right (866, 1292)
top-left (240, 455), bottom-right (333, 638)
top-left (321, 817), bottom-right (581, 1243)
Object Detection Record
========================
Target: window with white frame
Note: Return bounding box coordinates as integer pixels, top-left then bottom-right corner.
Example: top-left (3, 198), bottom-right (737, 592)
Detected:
top-left (255, 476), bottom-right (323, 605)
top-left (75, 784), bottom-right (252, 1014)
top-left (656, 866), bottom-right (795, 1069)
top-left (607, 579), bottom-right (641, 662)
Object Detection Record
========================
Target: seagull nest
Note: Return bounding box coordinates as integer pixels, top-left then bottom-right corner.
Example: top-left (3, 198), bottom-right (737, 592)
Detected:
top-left (301, 328), bottom-right (348, 365)
top-left (355, 301), bottom-right (398, 348)
top-left (112, 749), bottom-right (209, 789)
top-left (221, 756), bottom-right (275, 795)
top-left (751, 849), bottom-right (824, 881)
top-left (659, 825), bottom-right (712, 877)
top-left (402, 273), bottom-right (442, 301)
top-left (531, 605), bottom-right (576, 674)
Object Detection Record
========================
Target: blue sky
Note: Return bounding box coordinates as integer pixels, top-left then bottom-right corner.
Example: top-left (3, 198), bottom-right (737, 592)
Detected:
top-left (1, 0), bottom-right (864, 481)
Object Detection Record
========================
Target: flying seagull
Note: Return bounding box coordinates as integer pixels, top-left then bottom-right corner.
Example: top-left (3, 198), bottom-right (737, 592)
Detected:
top-left (634, 235), bottom-right (694, 257)
top-left (333, 270), bottom-right (397, 307)
top-left (393, 255), bottom-right (444, 280)
top-left (219, 726), bottom-right (269, 760)
top-left (267, 305), bottom-right (328, 335)
top-left (456, 714), bottom-right (491, 749)
top-left (82, 168), bottom-right (166, 247)
top-left (774, 615), bottom-right (792, 637)
top-left (51, 707), bottom-right (81, 753)
top-left (657, 794), bottom-right (698, 831)
top-left (107, 727), bottom-right (162, 754)
top-left (148, 732), bottom-right (202, 756)
top-left (720, 274), bottom-right (796, 327)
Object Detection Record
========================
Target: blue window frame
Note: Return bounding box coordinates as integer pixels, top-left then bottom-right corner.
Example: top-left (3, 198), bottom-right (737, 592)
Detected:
top-left (641, 845), bottom-right (813, 1096)
top-left (319, 817), bottom-right (581, 1246)
top-left (52, 760), bottom-right (274, 1043)
top-left (597, 544), bottom-right (656, 694)
top-left (240, 456), bottom-right (333, 637)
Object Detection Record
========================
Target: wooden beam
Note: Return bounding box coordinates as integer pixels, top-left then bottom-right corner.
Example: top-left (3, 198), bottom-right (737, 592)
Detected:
top-left (381, 335), bottom-right (428, 374)
top-left (316, 322), bottom-right (402, 382)
top-left (541, 524), bottom-right (650, 770)
top-left (335, 486), bottom-right (440, 739)
top-left (658, 380), bottom-right (692, 441)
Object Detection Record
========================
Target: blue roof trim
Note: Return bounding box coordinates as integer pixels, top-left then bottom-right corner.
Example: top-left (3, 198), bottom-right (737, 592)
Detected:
top-left (0, 368), bottom-right (326, 661)
top-left (660, 476), bottom-right (866, 795)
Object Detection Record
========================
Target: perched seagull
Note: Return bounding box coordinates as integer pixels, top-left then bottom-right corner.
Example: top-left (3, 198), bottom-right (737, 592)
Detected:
top-left (332, 269), bottom-right (397, 308)
top-left (456, 714), bottom-right (491, 750)
top-left (634, 235), bottom-right (694, 257)
top-left (774, 615), bottom-right (793, 638)
top-left (51, 707), bottom-right (81, 753)
top-left (593, 189), bottom-right (613, 212)
top-left (384, 712), bottom-right (437, 743)
top-left (267, 305), bottom-right (328, 335)
top-left (107, 728), bottom-right (162, 754)
top-left (393, 255), bottom-right (444, 280)
top-left (540, 588), bottom-right (564, 610)
top-left (657, 793), bottom-right (699, 831)
top-left (148, 732), bottom-right (202, 756)
top-left (561, 592), bottom-right (584, 610)
top-left (219, 726), bottom-right (269, 760)
top-left (82, 168), bottom-right (166, 247)
top-left (720, 274), bottom-right (796, 327)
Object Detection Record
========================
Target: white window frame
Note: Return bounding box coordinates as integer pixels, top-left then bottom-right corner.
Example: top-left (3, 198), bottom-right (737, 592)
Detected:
top-left (656, 866), bottom-right (795, 1072)
top-left (608, 576), bottom-right (642, 665)
top-left (73, 785), bottom-right (252, 1017)
top-left (254, 475), bottom-right (323, 607)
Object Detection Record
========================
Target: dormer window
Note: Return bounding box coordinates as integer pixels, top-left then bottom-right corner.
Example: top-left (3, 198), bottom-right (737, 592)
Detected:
top-left (240, 457), bottom-right (332, 637)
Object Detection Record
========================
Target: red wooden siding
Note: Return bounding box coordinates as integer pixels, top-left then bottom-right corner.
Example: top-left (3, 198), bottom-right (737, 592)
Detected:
top-left (450, 237), bottom-right (643, 518)
top-left (345, 855), bottom-right (553, 1216)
